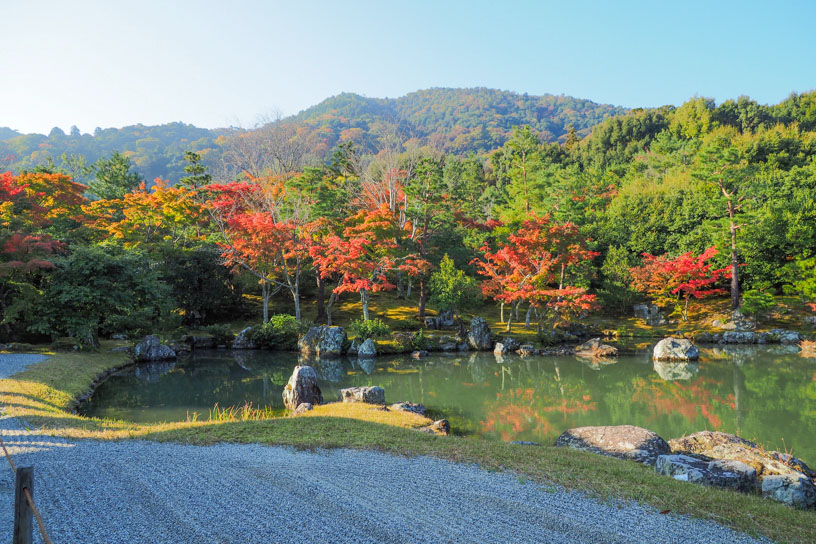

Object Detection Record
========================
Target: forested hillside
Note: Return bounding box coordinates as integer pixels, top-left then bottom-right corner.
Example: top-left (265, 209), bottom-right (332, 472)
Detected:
top-left (0, 88), bottom-right (624, 182)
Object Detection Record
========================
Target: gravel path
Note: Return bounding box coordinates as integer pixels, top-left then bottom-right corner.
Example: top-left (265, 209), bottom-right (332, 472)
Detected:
top-left (0, 354), bottom-right (769, 543)
top-left (0, 353), bottom-right (48, 378)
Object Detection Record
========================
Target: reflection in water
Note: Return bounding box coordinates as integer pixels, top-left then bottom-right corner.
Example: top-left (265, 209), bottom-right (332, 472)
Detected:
top-left (82, 347), bottom-right (816, 464)
top-left (653, 361), bottom-right (700, 381)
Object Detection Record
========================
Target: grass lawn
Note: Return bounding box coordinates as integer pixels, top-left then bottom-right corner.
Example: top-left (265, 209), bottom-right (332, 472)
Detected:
top-left (0, 345), bottom-right (813, 542)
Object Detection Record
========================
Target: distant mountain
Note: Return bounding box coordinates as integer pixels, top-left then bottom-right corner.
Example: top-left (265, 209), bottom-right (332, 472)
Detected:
top-left (290, 88), bottom-right (627, 154)
top-left (0, 88), bottom-right (627, 182)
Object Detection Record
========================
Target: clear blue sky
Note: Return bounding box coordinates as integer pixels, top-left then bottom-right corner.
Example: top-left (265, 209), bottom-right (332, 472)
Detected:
top-left (2, 0), bottom-right (814, 134)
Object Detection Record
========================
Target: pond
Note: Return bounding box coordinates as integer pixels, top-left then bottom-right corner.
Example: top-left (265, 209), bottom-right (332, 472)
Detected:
top-left (81, 345), bottom-right (816, 464)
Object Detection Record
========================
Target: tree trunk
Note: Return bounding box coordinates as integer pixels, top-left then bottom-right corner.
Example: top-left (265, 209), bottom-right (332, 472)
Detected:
top-left (525, 305), bottom-right (533, 329)
top-left (505, 310), bottom-right (513, 333)
top-left (500, 302), bottom-right (505, 323)
top-left (406, 278), bottom-right (412, 298)
top-left (514, 301), bottom-right (520, 321)
top-left (262, 282), bottom-right (270, 323)
top-left (418, 276), bottom-right (428, 320)
top-left (315, 274), bottom-right (326, 321)
top-left (361, 288), bottom-right (370, 321)
top-left (292, 287), bottom-right (301, 321)
top-left (396, 271), bottom-right (404, 298)
top-left (728, 201), bottom-right (740, 309)
top-left (326, 290), bottom-right (338, 326)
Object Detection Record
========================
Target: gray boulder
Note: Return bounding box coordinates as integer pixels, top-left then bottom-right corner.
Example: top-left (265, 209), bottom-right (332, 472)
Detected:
top-left (575, 338), bottom-right (618, 358)
top-left (655, 454), bottom-right (757, 493)
top-left (516, 343), bottom-right (537, 357)
top-left (292, 402), bottom-right (314, 415)
top-left (653, 337), bottom-right (699, 361)
top-left (133, 335), bottom-right (176, 362)
top-left (768, 328), bottom-right (803, 345)
top-left (232, 327), bottom-right (256, 350)
top-left (653, 361), bottom-right (699, 381)
top-left (467, 317), bottom-right (492, 351)
top-left (419, 419), bottom-right (450, 435)
top-left (761, 474), bottom-right (816, 508)
top-left (339, 386), bottom-right (385, 405)
top-left (357, 338), bottom-right (377, 359)
top-left (298, 326), bottom-right (347, 358)
top-left (721, 331), bottom-right (756, 344)
top-left (389, 402), bottom-right (428, 417)
top-left (282, 365), bottom-right (323, 410)
top-left (555, 425), bottom-right (670, 465)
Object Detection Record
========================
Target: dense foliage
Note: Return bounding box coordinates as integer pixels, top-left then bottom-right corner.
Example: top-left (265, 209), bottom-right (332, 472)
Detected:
top-left (3, 89), bottom-right (816, 346)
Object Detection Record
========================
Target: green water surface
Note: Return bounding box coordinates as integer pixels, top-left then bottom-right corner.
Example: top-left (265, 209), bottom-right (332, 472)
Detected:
top-left (81, 345), bottom-right (816, 463)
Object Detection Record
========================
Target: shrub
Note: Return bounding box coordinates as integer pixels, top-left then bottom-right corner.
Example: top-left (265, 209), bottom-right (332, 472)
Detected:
top-left (248, 315), bottom-right (304, 350)
top-left (349, 318), bottom-right (391, 340)
top-left (741, 289), bottom-right (776, 323)
top-left (429, 254), bottom-right (480, 315)
top-left (204, 324), bottom-right (235, 346)
top-left (411, 329), bottom-right (429, 350)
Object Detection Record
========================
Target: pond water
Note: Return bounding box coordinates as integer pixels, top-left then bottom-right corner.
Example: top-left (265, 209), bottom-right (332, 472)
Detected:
top-left (81, 345), bottom-right (816, 463)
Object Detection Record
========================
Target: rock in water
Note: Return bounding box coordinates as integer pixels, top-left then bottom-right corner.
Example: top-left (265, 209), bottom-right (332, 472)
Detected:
top-left (655, 454), bottom-right (757, 493)
top-left (555, 425), bottom-right (670, 465)
top-left (575, 338), bottom-right (618, 358)
top-left (232, 327), bottom-right (256, 350)
top-left (133, 335), bottom-right (176, 362)
top-left (357, 338), bottom-right (377, 359)
top-left (339, 386), bottom-right (385, 405)
top-left (282, 365), bottom-right (323, 410)
top-left (467, 317), bottom-right (492, 351)
top-left (298, 326), bottom-right (347, 358)
top-left (653, 337), bottom-right (699, 361)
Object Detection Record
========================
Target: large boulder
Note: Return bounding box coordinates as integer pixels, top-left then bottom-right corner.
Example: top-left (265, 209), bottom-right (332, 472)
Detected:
top-left (467, 317), bottom-right (492, 351)
top-left (655, 454), bottom-right (757, 493)
top-left (339, 386), bottom-right (385, 405)
top-left (653, 361), bottom-right (699, 381)
top-left (298, 326), bottom-right (347, 358)
top-left (768, 329), bottom-right (803, 345)
top-left (761, 474), bottom-right (816, 509)
top-left (133, 335), bottom-right (176, 362)
top-left (668, 431), bottom-right (816, 504)
top-left (653, 337), bottom-right (699, 361)
top-left (232, 327), bottom-right (256, 350)
top-left (555, 425), bottom-right (670, 465)
top-left (357, 338), bottom-right (377, 359)
top-left (282, 365), bottom-right (323, 410)
top-left (575, 338), bottom-right (618, 358)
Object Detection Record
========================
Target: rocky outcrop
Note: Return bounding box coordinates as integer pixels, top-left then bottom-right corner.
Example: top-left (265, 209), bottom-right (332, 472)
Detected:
top-left (282, 365), bottom-right (323, 410)
top-left (713, 310), bottom-right (756, 331)
top-left (555, 425), bottom-right (670, 465)
top-left (653, 361), bottom-right (699, 381)
top-left (298, 326), bottom-right (347, 358)
top-left (339, 386), bottom-right (385, 405)
top-left (761, 474), bottom-right (816, 509)
top-left (575, 338), bottom-right (618, 358)
top-left (232, 327), bottom-right (256, 350)
top-left (467, 317), bottom-right (492, 351)
top-left (696, 329), bottom-right (802, 345)
top-left (424, 310), bottom-right (455, 330)
top-left (652, 337), bottom-right (699, 361)
top-left (655, 454), bottom-right (757, 493)
top-left (419, 419), bottom-right (450, 435)
top-left (633, 303), bottom-right (667, 326)
top-left (357, 338), bottom-right (377, 359)
top-left (389, 402), bottom-right (428, 417)
top-left (669, 430), bottom-right (816, 508)
top-left (133, 335), bottom-right (176, 362)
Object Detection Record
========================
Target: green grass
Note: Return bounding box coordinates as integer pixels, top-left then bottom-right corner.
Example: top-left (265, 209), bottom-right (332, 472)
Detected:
top-left (0, 346), bottom-right (814, 542)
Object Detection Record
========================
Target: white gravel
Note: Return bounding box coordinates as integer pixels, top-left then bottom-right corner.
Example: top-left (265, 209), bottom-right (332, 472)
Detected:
top-left (0, 354), bottom-right (770, 543)
top-left (0, 353), bottom-right (48, 378)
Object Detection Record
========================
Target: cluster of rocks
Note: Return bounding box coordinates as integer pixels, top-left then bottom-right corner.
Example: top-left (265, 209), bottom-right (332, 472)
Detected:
top-left (693, 329), bottom-right (803, 345)
top-left (280, 364), bottom-right (449, 435)
top-left (423, 310), bottom-right (455, 330)
top-left (633, 303), bottom-right (668, 326)
top-left (555, 425), bottom-right (816, 509)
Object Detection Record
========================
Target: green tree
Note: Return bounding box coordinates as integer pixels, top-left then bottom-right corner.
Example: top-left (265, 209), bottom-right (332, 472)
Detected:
top-left (88, 151), bottom-right (144, 200)
top-left (179, 151), bottom-right (212, 189)
top-left (429, 254), bottom-right (479, 316)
